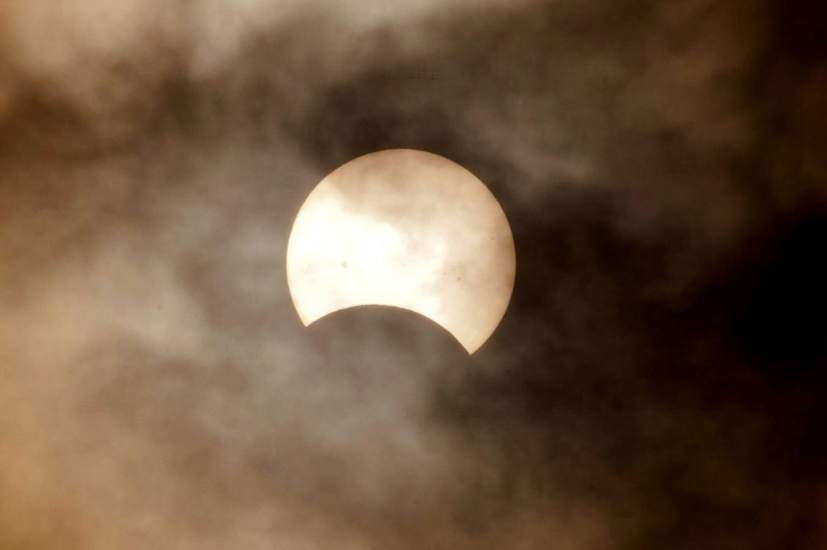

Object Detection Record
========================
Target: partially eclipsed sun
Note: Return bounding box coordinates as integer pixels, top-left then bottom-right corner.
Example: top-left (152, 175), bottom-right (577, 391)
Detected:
top-left (286, 149), bottom-right (516, 354)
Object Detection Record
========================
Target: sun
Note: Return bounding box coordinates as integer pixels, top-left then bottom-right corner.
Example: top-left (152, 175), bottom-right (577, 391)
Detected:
top-left (286, 149), bottom-right (516, 354)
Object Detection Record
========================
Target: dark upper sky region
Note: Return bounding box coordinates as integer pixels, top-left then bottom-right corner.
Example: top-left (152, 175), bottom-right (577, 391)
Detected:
top-left (0, 1), bottom-right (825, 548)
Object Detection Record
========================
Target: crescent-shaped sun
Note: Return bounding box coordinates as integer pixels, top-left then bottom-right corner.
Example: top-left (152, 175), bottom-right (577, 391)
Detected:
top-left (286, 149), bottom-right (516, 354)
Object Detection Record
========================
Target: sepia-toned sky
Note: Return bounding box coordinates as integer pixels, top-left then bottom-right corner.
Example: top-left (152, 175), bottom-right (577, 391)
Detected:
top-left (1, 1), bottom-right (825, 548)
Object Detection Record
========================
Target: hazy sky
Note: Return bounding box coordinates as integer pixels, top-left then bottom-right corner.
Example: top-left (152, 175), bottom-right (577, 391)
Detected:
top-left (1, 1), bottom-right (825, 549)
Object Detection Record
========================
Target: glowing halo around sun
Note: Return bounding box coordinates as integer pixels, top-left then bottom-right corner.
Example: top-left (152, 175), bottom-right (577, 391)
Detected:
top-left (286, 149), bottom-right (516, 354)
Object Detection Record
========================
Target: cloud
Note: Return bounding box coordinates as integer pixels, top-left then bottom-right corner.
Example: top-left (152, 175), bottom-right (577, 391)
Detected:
top-left (1, 0), bottom-right (825, 548)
